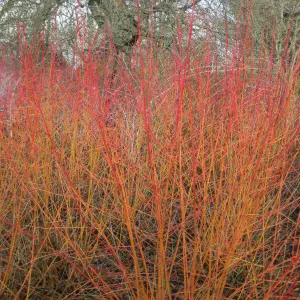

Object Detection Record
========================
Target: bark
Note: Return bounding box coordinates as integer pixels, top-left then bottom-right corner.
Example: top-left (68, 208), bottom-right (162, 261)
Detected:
top-left (87, 0), bottom-right (138, 53)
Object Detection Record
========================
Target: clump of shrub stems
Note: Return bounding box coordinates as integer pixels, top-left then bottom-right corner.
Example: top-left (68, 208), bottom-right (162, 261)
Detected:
top-left (0, 10), bottom-right (299, 300)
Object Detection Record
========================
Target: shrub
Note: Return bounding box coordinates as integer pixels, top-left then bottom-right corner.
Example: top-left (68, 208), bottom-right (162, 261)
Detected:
top-left (0, 18), bottom-right (299, 299)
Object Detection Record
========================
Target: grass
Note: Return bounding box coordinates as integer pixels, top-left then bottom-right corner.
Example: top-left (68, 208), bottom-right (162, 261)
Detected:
top-left (0, 19), bottom-right (299, 299)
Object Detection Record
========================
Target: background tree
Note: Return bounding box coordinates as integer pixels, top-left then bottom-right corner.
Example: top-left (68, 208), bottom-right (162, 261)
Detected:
top-left (226, 0), bottom-right (300, 64)
top-left (0, 0), bottom-right (298, 64)
top-left (0, 0), bottom-right (205, 56)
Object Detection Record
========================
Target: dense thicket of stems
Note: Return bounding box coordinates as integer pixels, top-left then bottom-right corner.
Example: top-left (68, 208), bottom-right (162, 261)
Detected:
top-left (0, 14), bottom-right (299, 299)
